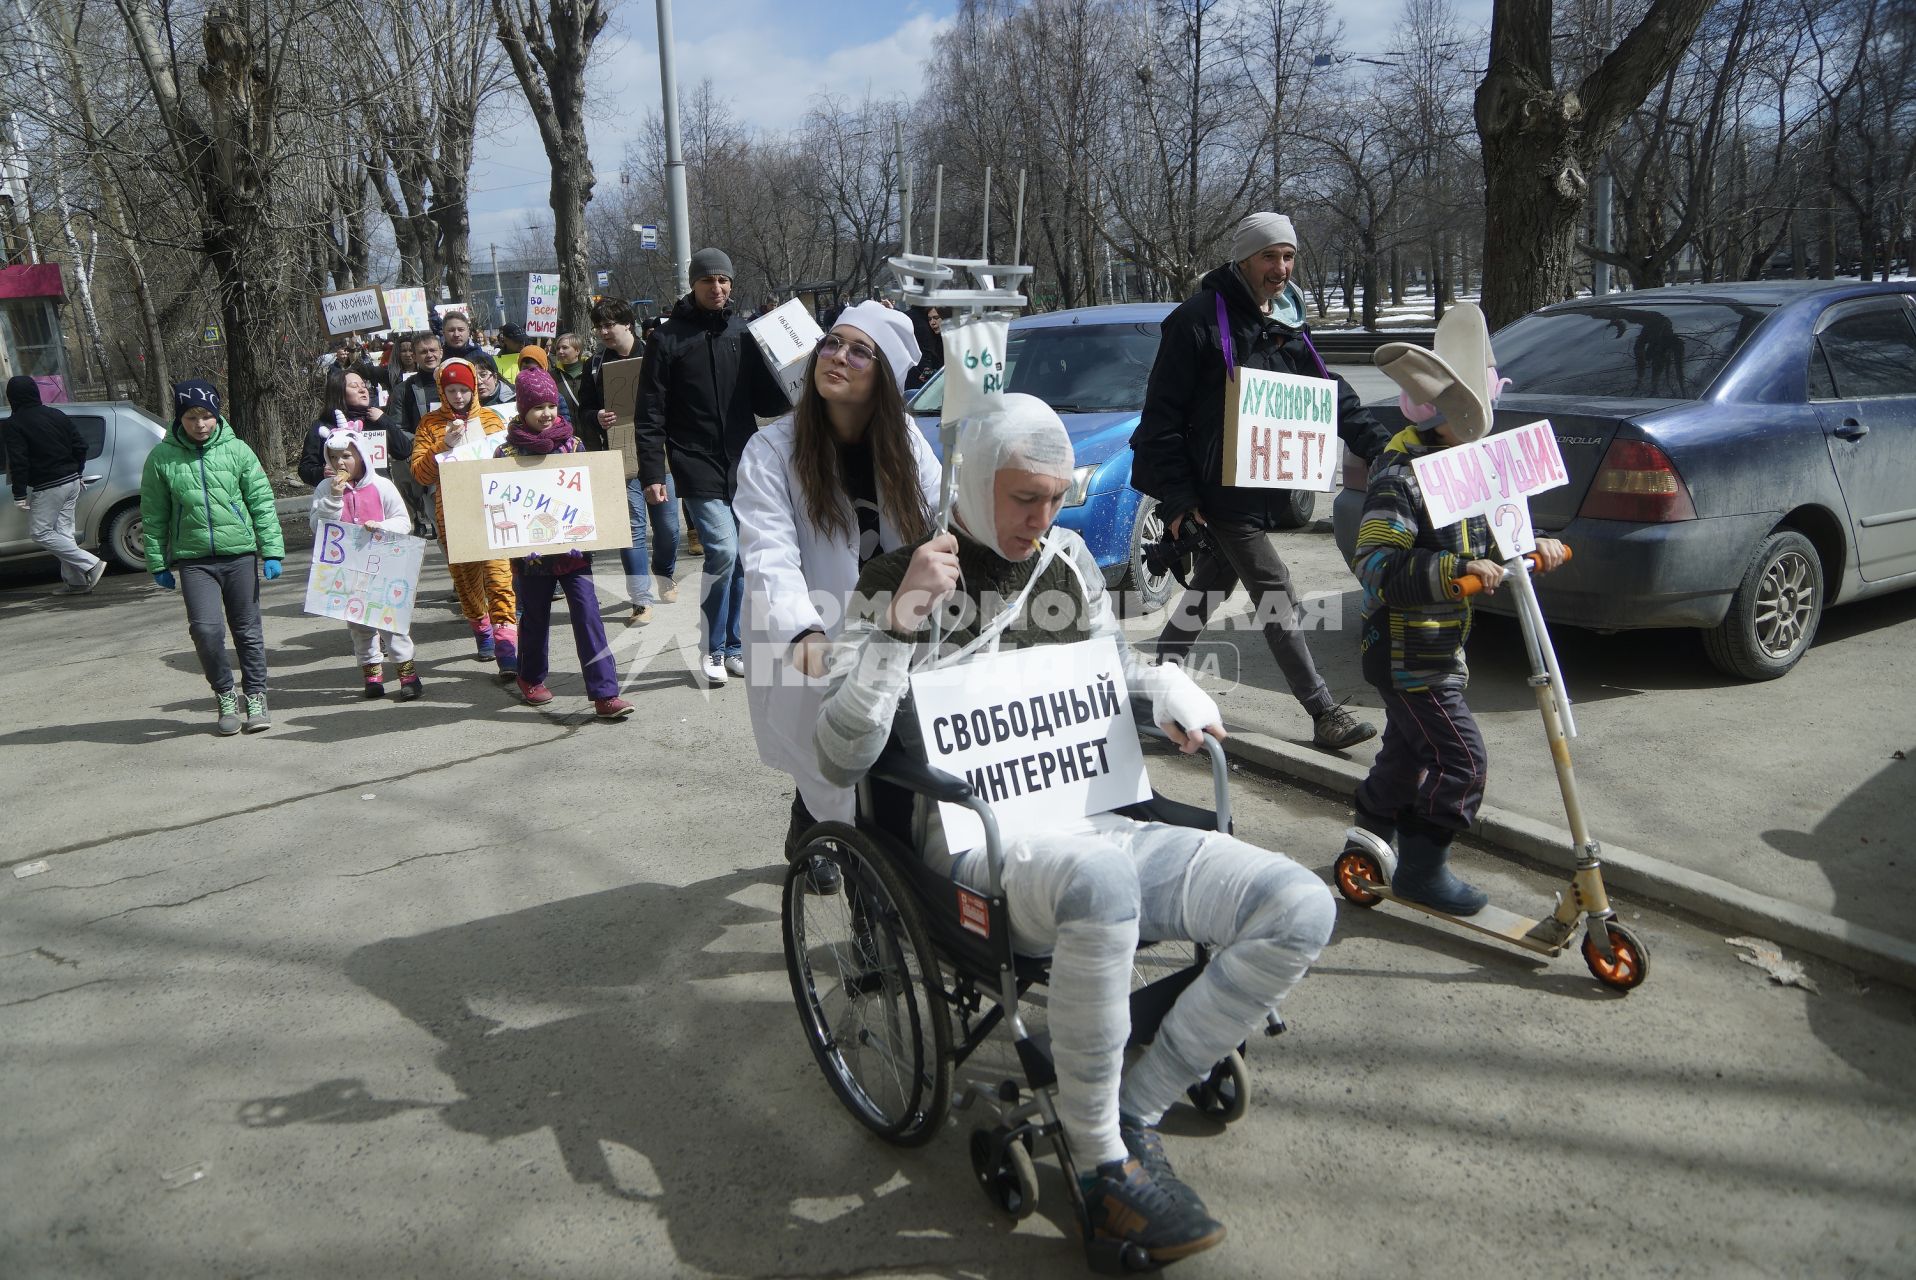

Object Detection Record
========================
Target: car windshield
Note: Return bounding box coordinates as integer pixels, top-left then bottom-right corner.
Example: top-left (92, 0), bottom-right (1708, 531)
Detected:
top-left (1494, 301), bottom-right (1774, 399)
top-left (909, 321), bottom-right (1161, 415)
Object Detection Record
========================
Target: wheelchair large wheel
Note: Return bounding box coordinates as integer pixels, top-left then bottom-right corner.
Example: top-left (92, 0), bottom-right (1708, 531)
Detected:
top-left (783, 823), bottom-right (953, 1147)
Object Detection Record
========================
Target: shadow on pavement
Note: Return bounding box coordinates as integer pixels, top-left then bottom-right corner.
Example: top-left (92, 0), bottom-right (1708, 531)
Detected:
top-left (241, 869), bottom-right (1030, 1277)
top-left (1763, 750), bottom-right (1916, 1089)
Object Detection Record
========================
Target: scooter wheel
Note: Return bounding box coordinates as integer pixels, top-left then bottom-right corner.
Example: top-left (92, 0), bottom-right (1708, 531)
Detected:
top-left (1334, 848), bottom-right (1386, 907)
top-left (1583, 921), bottom-right (1650, 991)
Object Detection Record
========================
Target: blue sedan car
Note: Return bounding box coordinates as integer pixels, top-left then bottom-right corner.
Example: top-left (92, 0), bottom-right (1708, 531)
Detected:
top-left (909, 303), bottom-right (1320, 614)
top-left (1332, 281), bottom-right (1916, 679)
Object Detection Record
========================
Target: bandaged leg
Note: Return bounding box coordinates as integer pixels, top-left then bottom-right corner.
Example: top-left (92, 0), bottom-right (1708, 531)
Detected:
top-left (994, 834), bottom-right (1142, 1170)
top-left (1117, 824), bottom-right (1335, 1125)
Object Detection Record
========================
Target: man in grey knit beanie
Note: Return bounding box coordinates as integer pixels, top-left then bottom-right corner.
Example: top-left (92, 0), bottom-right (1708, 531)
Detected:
top-left (1127, 211), bottom-right (1389, 751)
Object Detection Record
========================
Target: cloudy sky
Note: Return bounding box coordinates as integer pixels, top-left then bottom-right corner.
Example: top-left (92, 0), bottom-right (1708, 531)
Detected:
top-left (468, 0), bottom-right (1496, 260)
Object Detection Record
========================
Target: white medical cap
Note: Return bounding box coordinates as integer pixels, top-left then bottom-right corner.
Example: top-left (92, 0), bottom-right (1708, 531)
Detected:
top-left (951, 392), bottom-right (1075, 556)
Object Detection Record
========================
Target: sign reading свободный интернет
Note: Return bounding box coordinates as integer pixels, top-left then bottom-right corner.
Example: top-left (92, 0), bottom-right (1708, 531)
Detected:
top-left (1223, 366), bottom-right (1339, 491)
top-left (910, 637), bottom-right (1151, 855)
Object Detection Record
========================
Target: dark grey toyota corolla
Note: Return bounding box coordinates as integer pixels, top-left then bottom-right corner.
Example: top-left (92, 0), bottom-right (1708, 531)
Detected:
top-left (1333, 280), bottom-right (1916, 679)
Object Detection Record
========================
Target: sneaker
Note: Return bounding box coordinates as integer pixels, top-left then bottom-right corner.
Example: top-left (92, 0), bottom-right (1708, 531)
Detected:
top-left (472, 623), bottom-right (496, 662)
top-left (628, 605), bottom-right (652, 626)
top-left (656, 575), bottom-right (678, 604)
top-left (83, 559), bottom-right (107, 591)
top-left (701, 652), bottom-right (728, 686)
top-left (723, 653), bottom-right (746, 679)
top-left (1312, 703), bottom-right (1377, 751)
top-left (362, 663), bottom-right (386, 699)
top-left (593, 696), bottom-right (634, 720)
top-left (214, 690), bottom-right (242, 737)
top-left (1119, 1118), bottom-right (1206, 1218)
top-left (516, 677), bottom-right (554, 706)
top-left (242, 692), bottom-right (271, 733)
top-left (396, 662), bottom-right (423, 701)
top-left (1082, 1156), bottom-right (1225, 1264)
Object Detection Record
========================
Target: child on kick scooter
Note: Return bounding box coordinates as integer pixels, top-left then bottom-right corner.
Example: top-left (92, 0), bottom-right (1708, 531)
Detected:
top-left (1347, 304), bottom-right (1565, 915)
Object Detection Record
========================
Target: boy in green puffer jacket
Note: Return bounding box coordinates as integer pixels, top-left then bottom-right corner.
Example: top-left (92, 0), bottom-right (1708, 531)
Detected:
top-left (139, 379), bottom-right (286, 736)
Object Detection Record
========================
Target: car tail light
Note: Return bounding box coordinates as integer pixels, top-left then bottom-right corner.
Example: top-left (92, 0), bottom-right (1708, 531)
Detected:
top-left (1579, 439), bottom-right (1697, 522)
top-left (1341, 445), bottom-right (1368, 492)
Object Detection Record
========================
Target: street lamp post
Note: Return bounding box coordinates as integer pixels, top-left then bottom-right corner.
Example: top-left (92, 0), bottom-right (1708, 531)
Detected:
top-left (654, 0), bottom-right (692, 298)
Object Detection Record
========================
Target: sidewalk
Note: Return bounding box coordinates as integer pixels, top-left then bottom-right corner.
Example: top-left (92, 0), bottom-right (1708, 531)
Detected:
top-left (1115, 513), bottom-right (1916, 989)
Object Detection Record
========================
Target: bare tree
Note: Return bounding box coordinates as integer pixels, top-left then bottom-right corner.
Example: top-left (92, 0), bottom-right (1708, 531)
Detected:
top-left (492, 0), bottom-right (607, 337)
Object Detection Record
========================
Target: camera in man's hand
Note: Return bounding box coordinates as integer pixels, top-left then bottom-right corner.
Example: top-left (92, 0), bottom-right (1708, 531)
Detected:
top-left (1142, 515), bottom-right (1211, 586)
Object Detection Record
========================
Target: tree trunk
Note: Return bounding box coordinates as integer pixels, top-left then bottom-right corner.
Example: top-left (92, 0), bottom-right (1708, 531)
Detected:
top-left (1475, 0), bottom-right (1716, 327)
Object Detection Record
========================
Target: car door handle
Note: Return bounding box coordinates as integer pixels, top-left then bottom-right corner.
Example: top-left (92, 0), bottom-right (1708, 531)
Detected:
top-left (1834, 418), bottom-right (1869, 441)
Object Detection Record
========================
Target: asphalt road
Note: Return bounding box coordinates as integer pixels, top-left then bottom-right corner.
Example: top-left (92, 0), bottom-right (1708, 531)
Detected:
top-left (2, 549), bottom-right (1913, 1277)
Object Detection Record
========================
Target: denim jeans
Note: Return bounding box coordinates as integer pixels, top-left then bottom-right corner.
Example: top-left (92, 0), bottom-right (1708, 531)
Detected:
top-left (681, 495), bottom-right (743, 657)
top-left (620, 472), bottom-right (680, 605)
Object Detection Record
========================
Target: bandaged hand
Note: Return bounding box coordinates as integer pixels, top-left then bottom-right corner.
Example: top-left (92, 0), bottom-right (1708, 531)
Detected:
top-left (887, 531), bottom-right (961, 634)
top-left (1153, 669), bottom-right (1225, 755)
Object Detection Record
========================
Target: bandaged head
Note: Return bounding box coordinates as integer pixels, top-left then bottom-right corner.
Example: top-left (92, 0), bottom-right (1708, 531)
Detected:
top-left (951, 392), bottom-right (1075, 560)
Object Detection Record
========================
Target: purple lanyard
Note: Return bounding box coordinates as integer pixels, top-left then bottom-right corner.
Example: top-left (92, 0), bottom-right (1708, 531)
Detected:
top-left (1218, 293), bottom-right (1334, 381)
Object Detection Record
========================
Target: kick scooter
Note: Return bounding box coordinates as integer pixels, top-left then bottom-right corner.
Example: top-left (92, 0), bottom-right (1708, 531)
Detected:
top-left (1331, 547), bottom-right (1650, 992)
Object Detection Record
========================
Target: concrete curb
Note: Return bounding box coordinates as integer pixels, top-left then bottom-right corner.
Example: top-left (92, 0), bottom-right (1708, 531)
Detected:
top-left (1223, 728), bottom-right (1916, 991)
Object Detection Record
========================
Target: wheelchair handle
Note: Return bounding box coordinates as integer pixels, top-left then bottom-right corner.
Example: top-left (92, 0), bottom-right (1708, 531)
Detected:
top-left (1452, 545), bottom-right (1571, 598)
top-left (1135, 708), bottom-right (1233, 834)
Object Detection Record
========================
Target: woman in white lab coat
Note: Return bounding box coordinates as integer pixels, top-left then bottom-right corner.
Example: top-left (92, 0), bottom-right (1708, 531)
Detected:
top-left (735, 300), bottom-right (941, 856)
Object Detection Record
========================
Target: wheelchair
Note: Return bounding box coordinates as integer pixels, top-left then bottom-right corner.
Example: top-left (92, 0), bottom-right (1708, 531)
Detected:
top-left (779, 704), bottom-right (1283, 1273)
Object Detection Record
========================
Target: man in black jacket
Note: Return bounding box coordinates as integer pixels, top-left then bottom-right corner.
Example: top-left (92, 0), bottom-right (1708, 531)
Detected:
top-left (634, 248), bottom-right (786, 686)
top-left (3, 376), bottom-right (105, 593)
top-left (1129, 213), bottom-right (1385, 750)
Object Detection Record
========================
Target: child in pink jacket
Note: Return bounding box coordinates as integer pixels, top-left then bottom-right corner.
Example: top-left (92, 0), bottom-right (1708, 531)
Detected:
top-left (310, 432), bottom-right (423, 699)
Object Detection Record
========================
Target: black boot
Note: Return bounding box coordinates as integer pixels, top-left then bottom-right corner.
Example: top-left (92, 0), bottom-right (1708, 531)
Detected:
top-left (1391, 822), bottom-right (1488, 916)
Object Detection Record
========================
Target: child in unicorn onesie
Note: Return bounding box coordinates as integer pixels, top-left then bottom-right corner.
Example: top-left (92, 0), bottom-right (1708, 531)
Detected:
top-left (311, 432), bottom-right (424, 700)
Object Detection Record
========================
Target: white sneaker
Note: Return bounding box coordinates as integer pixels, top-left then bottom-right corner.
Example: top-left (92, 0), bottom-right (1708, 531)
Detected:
top-left (723, 653), bottom-right (746, 679)
top-left (701, 652), bottom-right (728, 685)
top-left (83, 559), bottom-right (107, 591)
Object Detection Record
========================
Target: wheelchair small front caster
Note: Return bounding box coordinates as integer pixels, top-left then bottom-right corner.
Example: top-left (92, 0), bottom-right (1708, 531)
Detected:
top-left (1184, 1048), bottom-right (1249, 1123)
top-left (968, 1126), bottom-right (1038, 1219)
top-left (1084, 1236), bottom-right (1156, 1274)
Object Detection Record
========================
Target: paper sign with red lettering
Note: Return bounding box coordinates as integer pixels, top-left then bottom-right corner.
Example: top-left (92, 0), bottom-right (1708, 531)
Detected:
top-left (1222, 367), bottom-right (1338, 491)
top-left (1410, 419), bottom-right (1568, 530)
top-left (439, 451), bottom-right (630, 564)
top-left (909, 637), bottom-right (1151, 856)
top-left (304, 519), bottom-right (426, 634)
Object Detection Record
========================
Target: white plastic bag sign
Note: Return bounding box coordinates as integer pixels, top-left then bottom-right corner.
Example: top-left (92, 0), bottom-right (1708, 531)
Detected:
top-left (940, 317), bottom-right (1009, 424)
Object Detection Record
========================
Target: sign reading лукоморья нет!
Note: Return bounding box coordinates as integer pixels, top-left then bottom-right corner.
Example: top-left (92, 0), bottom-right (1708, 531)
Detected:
top-left (1222, 366), bottom-right (1339, 491)
top-left (910, 637), bottom-right (1150, 856)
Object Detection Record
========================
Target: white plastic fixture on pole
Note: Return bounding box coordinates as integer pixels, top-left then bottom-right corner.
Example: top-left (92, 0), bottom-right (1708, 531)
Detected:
top-left (881, 167), bottom-right (1034, 654)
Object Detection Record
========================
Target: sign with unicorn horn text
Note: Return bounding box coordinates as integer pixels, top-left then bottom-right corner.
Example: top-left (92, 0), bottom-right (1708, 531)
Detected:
top-left (438, 450), bottom-right (632, 564)
top-left (304, 520), bottom-right (426, 634)
top-left (1222, 366), bottom-right (1339, 491)
top-left (1410, 418), bottom-right (1568, 531)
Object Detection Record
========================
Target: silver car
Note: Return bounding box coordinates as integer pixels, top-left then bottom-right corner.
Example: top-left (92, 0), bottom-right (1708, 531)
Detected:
top-left (0, 400), bottom-right (170, 571)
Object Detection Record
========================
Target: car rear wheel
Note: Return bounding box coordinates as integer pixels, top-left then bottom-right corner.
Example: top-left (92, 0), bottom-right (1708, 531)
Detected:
top-left (1702, 529), bottom-right (1823, 681)
top-left (1117, 495), bottom-right (1179, 616)
top-left (1271, 489), bottom-right (1317, 529)
top-left (102, 502), bottom-right (145, 571)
